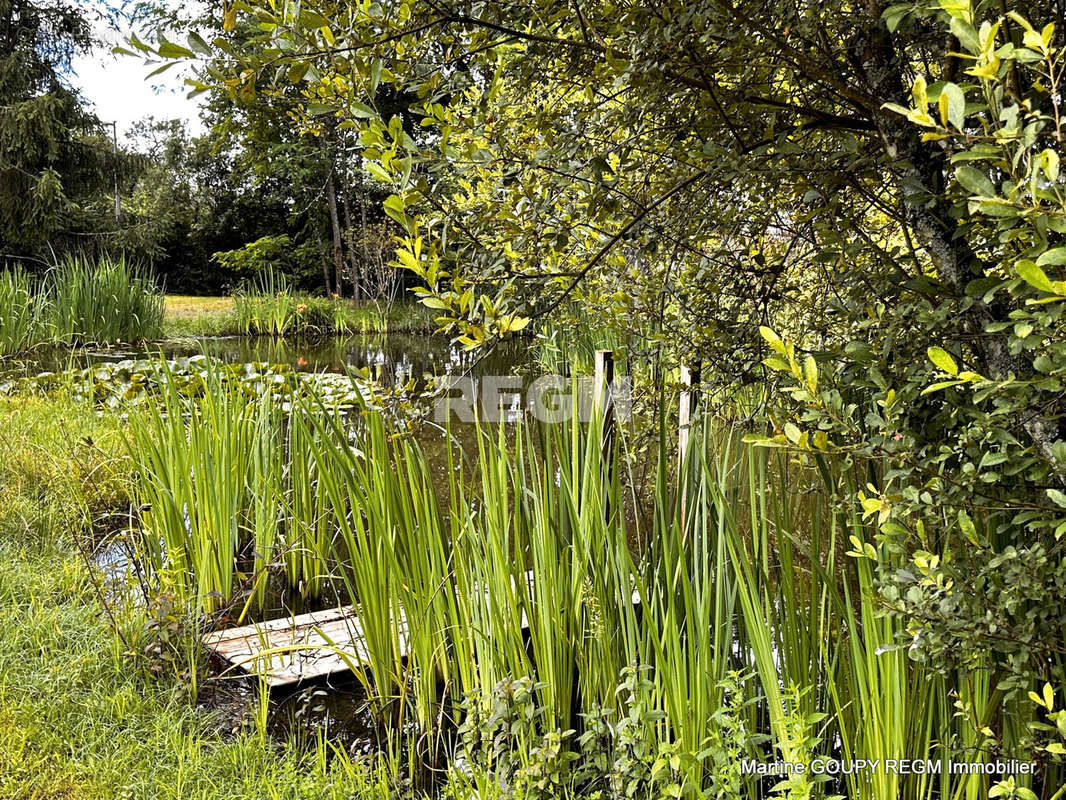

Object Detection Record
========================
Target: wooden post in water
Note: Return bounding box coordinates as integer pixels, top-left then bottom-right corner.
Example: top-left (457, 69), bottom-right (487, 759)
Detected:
top-left (678, 362), bottom-right (701, 534)
top-left (594, 350), bottom-right (615, 517)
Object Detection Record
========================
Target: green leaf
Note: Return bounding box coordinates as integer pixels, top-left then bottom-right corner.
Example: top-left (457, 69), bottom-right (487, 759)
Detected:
top-left (288, 61), bottom-right (310, 83)
top-left (956, 165), bottom-right (995, 196)
top-left (803, 355), bottom-right (818, 392)
top-left (759, 326), bottom-right (786, 354)
top-left (921, 380), bottom-right (965, 395)
top-left (911, 75), bottom-right (929, 111)
top-left (1037, 247), bottom-right (1066, 266)
top-left (349, 101), bottom-right (377, 119)
top-left (927, 346), bottom-right (959, 375)
top-left (950, 17), bottom-right (980, 53)
top-left (365, 161), bottom-right (392, 183)
top-left (940, 82), bottom-right (966, 129)
top-left (1016, 259), bottom-right (1056, 293)
top-left (1047, 489), bottom-right (1066, 509)
top-left (882, 3), bottom-right (910, 31)
top-left (298, 9), bottom-right (330, 28)
top-left (383, 194), bottom-right (406, 216)
top-left (187, 31), bottom-right (212, 56)
top-left (958, 510), bottom-right (979, 545)
top-left (129, 32), bottom-right (152, 53)
top-left (157, 36), bottom-right (195, 59)
top-left (783, 422), bottom-right (802, 444)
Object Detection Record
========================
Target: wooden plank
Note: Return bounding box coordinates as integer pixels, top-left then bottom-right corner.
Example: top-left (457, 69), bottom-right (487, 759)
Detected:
top-left (202, 570), bottom-right (642, 688)
top-left (202, 605), bottom-right (394, 687)
top-left (203, 605), bottom-right (356, 647)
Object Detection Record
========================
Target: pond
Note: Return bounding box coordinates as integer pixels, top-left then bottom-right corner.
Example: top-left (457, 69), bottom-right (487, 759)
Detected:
top-left (2, 334), bottom-right (540, 476)
top-left (3, 333), bottom-right (532, 382)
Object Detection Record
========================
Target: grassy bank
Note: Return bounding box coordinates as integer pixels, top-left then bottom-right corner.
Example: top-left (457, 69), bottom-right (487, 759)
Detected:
top-left (164, 295), bottom-right (237, 337)
top-left (0, 396), bottom-right (399, 800)
top-left (164, 295), bottom-right (437, 338)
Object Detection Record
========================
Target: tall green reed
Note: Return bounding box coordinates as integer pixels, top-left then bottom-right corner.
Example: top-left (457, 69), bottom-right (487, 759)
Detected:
top-left (233, 268), bottom-right (357, 337)
top-left (48, 254), bottom-right (165, 345)
top-left (0, 256), bottom-right (163, 356)
top-left (121, 363), bottom-right (1026, 799)
top-left (0, 267), bottom-right (45, 356)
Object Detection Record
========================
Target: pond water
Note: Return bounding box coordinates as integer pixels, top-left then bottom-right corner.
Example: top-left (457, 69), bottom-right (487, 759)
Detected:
top-left (5, 333), bottom-right (531, 383)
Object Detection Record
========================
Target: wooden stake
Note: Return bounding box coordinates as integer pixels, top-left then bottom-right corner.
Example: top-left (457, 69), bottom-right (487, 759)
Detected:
top-left (594, 350), bottom-right (615, 515)
top-left (678, 362), bottom-right (701, 534)
top-left (677, 362), bottom-right (701, 465)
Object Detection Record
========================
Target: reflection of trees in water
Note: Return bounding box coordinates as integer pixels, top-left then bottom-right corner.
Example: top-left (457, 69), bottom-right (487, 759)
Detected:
top-left (163, 335), bottom-right (530, 387)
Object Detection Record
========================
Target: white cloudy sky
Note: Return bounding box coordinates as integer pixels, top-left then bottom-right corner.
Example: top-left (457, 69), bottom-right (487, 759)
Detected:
top-left (69, 3), bottom-right (208, 138)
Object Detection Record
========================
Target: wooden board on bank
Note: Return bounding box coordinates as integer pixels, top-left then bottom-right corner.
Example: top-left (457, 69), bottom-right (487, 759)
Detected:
top-left (201, 605), bottom-right (395, 687)
top-left (202, 570), bottom-right (640, 688)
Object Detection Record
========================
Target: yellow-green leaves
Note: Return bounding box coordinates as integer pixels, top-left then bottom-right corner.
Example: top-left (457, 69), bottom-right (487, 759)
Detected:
top-left (803, 355), bottom-right (817, 393)
top-left (760, 325), bottom-right (799, 373)
top-left (938, 82), bottom-right (966, 130)
top-left (759, 325), bottom-right (783, 351)
top-left (958, 510), bottom-right (979, 546)
top-left (1016, 259), bottom-right (1066, 298)
top-left (1037, 149), bottom-right (1060, 181)
top-left (922, 346), bottom-right (986, 395)
top-left (858, 487), bottom-right (893, 526)
top-left (967, 20), bottom-right (1003, 79)
top-left (1010, 12), bottom-right (1057, 54)
top-left (223, 1), bottom-right (237, 31)
top-left (1030, 682), bottom-right (1056, 711)
top-left (845, 534), bottom-right (878, 560)
top-left (927, 346), bottom-right (958, 376)
top-left (497, 314), bottom-right (530, 333)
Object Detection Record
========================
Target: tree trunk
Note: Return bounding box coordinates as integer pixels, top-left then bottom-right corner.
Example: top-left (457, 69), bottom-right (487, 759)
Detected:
top-left (855, 4), bottom-right (1066, 478)
top-left (340, 172), bottom-right (362, 303)
top-left (325, 160), bottom-right (345, 298)
top-left (315, 228), bottom-right (332, 295)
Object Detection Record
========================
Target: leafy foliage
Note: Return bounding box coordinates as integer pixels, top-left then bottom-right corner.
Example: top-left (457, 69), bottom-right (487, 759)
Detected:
top-left (0, 0), bottom-right (114, 256)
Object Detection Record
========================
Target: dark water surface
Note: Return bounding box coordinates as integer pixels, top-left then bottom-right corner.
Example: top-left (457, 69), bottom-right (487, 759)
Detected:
top-left (7, 333), bottom-right (530, 381)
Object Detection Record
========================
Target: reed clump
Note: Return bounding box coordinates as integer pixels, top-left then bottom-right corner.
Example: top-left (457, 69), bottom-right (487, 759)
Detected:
top-left (118, 363), bottom-right (1056, 799)
top-left (0, 256), bottom-right (164, 356)
top-left (233, 270), bottom-right (353, 337)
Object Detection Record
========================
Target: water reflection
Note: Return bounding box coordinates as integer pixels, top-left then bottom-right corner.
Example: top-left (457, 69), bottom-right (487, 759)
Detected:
top-left (7, 334), bottom-right (530, 383)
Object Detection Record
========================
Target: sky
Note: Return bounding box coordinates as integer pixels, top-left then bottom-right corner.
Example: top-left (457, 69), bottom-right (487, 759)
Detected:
top-left (69, 3), bottom-right (208, 139)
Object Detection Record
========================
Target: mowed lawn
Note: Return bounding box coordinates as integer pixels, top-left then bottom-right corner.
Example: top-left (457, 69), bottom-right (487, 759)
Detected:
top-left (164, 296), bottom-right (237, 337)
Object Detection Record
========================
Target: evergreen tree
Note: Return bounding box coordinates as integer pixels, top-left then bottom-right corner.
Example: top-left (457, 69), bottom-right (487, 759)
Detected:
top-left (0, 0), bottom-right (110, 259)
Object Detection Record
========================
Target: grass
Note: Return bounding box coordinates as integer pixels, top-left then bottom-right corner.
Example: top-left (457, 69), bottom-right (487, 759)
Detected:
top-left (0, 256), bottom-right (165, 356)
top-left (165, 293), bottom-right (436, 338)
top-left (0, 394), bottom-right (404, 800)
top-left (227, 270), bottom-right (436, 338)
top-left (165, 295), bottom-right (237, 337)
top-left (0, 544), bottom-right (398, 800)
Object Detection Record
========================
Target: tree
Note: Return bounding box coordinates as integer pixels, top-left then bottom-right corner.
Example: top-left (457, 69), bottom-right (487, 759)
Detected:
top-left (122, 0), bottom-right (418, 297)
top-left (145, 0), bottom-right (1066, 734)
top-left (0, 0), bottom-right (113, 259)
